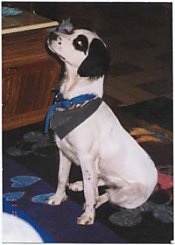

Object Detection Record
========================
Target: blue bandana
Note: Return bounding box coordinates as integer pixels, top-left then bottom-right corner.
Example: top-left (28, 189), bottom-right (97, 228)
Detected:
top-left (45, 93), bottom-right (102, 138)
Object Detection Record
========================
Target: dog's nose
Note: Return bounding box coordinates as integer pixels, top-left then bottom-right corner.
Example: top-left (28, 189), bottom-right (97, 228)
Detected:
top-left (49, 32), bottom-right (58, 42)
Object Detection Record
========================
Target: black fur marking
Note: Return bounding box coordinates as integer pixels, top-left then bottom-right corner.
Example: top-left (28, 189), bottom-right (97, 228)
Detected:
top-left (49, 32), bottom-right (58, 42)
top-left (73, 35), bottom-right (88, 54)
top-left (78, 38), bottom-right (110, 78)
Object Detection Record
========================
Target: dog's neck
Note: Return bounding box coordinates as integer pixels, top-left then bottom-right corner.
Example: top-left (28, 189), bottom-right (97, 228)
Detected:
top-left (60, 63), bottom-right (104, 99)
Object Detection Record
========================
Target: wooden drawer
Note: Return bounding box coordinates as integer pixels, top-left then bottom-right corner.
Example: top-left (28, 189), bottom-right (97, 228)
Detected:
top-left (2, 29), bottom-right (50, 67)
top-left (2, 58), bottom-right (60, 130)
top-left (2, 28), bottom-right (61, 131)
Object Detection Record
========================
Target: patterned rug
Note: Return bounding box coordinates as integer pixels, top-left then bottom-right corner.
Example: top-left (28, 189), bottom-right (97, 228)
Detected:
top-left (3, 157), bottom-right (124, 243)
top-left (3, 97), bottom-right (173, 243)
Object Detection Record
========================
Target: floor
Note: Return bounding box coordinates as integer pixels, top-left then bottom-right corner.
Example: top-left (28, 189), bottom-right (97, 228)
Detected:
top-left (34, 2), bottom-right (172, 106)
top-left (95, 4), bottom-right (172, 106)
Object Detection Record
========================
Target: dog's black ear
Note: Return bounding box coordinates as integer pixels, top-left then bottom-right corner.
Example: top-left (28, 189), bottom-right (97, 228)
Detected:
top-left (78, 38), bottom-right (110, 78)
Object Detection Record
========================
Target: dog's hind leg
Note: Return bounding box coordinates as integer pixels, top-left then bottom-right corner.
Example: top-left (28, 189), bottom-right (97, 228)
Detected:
top-left (68, 181), bottom-right (83, 191)
top-left (68, 178), bottom-right (106, 192)
top-left (107, 182), bottom-right (148, 209)
top-left (95, 193), bottom-right (109, 209)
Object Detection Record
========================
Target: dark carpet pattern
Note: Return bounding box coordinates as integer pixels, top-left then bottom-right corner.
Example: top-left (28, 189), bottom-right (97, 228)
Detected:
top-left (3, 157), bottom-right (124, 243)
top-left (3, 97), bottom-right (173, 243)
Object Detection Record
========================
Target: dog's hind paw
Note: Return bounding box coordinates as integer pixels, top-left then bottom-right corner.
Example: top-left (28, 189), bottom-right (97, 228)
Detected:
top-left (47, 193), bottom-right (67, 205)
top-left (68, 181), bottom-right (83, 191)
top-left (77, 212), bottom-right (94, 225)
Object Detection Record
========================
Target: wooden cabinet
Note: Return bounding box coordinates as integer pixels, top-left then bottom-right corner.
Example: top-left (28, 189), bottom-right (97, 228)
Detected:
top-left (2, 14), bottom-right (60, 131)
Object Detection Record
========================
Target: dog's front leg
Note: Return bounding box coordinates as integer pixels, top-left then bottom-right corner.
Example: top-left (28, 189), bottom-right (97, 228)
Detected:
top-left (77, 155), bottom-right (98, 225)
top-left (48, 150), bottom-right (71, 205)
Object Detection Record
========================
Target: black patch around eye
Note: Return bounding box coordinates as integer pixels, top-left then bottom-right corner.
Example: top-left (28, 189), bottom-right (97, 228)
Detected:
top-left (73, 35), bottom-right (88, 54)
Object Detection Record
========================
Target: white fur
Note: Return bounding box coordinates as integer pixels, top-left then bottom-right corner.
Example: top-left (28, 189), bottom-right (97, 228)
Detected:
top-left (47, 29), bottom-right (158, 225)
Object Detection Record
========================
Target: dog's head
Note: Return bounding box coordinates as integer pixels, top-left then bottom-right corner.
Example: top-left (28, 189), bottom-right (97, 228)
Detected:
top-left (48, 29), bottom-right (110, 78)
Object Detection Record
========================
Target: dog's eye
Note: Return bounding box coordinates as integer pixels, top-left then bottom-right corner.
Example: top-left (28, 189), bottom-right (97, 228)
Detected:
top-left (73, 35), bottom-right (88, 54)
top-left (77, 40), bottom-right (83, 46)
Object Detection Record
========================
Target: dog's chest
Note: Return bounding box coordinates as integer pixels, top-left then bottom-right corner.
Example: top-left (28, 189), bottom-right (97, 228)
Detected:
top-left (55, 135), bottom-right (80, 165)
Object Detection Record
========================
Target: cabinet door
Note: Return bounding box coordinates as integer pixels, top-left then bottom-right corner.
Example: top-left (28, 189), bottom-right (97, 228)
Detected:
top-left (3, 59), bottom-right (60, 130)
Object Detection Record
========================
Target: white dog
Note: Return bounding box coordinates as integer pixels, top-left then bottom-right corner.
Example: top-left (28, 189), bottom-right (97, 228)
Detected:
top-left (46, 29), bottom-right (158, 225)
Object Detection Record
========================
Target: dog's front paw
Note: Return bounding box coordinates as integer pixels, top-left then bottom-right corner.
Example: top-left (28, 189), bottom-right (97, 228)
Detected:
top-left (47, 193), bottom-right (67, 205)
top-left (77, 212), bottom-right (95, 225)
